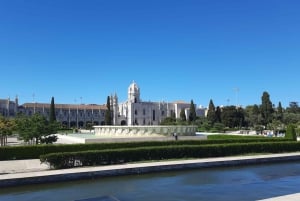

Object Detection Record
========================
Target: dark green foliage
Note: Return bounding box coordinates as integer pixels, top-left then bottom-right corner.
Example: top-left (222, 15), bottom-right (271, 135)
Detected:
top-left (0, 137), bottom-right (290, 160)
top-left (221, 106), bottom-right (245, 128)
top-left (261, 91), bottom-right (274, 126)
top-left (15, 113), bottom-right (57, 144)
top-left (49, 97), bottom-right (56, 123)
top-left (189, 100), bottom-right (196, 122)
top-left (180, 109), bottom-right (186, 121)
top-left (160, 117), bottom-right (176, 125)
top-left (215, 106), bottom-right (221, 123)
top-left (105, 96), bottom-right (112, 125)
top-left (206, 99), bottom-right (216, 124)
top-left (171, 110), bottom-right (176, 120)
top-left (0, 116), bottom-right (15, 146)
top-left (286, 124), bottom-right (297, 141)
top-left (276, 102), bottom-right (283, 122)
top-left (40, 141), bottom-right (300, 169)
top-left (286, 102), bottom-right (300, 113)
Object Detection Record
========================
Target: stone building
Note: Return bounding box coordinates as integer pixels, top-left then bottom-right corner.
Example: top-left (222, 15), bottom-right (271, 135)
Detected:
top-left (110, 81), bottom-right (206, 126)
top-left (0, 96), bottom-right (106, 128)
top-left (0, 96), bottom-right (18, 117)
top-left (19, 103), bottom-right (106, 128)
top-left (0, 82), bottom-right (206, 127)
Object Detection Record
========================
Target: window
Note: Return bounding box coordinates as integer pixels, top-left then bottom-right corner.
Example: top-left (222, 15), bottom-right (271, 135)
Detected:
top-left (135, 110), bottom-right (138, 115)
top-left (143, 109), bottom-right (146, 115)
top-left (153, 110), bottom-right (155, 121)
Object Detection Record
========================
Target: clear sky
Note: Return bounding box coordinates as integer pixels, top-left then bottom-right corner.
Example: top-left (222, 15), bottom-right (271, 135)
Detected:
top-left (0, 0), bottom-right (299, 108)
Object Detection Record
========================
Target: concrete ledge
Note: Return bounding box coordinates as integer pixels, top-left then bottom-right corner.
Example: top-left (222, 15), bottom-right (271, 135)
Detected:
top-left (258, 193), bottom-right (300, 201)
top-left (1, 152), bottom-right (300, 188)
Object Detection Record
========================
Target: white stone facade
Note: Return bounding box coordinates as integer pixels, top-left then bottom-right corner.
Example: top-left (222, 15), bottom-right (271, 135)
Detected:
top-left (111, 81), bottom-right (206, 126)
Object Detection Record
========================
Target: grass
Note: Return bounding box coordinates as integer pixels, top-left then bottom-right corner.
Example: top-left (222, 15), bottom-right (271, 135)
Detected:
top-left (207, 134), bottom-right (266, 140)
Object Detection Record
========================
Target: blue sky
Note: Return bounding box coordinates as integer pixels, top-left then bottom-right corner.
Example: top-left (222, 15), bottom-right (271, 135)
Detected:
top-left (0, 0), bottom-right (299, 108)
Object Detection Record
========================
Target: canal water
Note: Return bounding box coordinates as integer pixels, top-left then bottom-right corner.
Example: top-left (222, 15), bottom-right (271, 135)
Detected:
top-left (1, 161), bottom-right (300, 201)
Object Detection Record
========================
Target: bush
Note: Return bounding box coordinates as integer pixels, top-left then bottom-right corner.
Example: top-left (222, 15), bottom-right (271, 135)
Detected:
top-left (0, 137), bottom-right (291, 161)
top-left (40, 141), bottom-right (300, 169)
top-left (286, 124), bottom-right (297, 141)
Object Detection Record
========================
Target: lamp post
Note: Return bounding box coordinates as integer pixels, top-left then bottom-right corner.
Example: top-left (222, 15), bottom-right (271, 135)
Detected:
top-left (234, 87), bottom-right (239, 108)
top-left (74, 98), bottom-right (78, 128)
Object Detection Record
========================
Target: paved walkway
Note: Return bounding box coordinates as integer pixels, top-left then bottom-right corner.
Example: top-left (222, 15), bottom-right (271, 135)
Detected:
top-left (258, 193), bottom-right (300, 201)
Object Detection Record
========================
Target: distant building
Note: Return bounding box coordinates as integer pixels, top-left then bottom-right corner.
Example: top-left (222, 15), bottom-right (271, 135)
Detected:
top-left (0, 96), bottom-right (106, 128)
top-left (18, 103), bottom-right (106, 128)
top-left (0, 96), bottom-right (18, 117)
top-left (1, 82), bottom-right (206, 127)
top-left (110, 81), bottom-right (206, 126)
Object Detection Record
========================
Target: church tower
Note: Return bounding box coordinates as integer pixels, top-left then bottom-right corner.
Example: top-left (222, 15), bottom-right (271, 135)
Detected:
top-left (128, 81), bottom-right (140, 103)
top-left (127, 81), bottom-right (140, 125)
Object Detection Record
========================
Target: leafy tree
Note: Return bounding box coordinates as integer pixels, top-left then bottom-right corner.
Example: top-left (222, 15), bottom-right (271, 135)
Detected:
top-left (212, 122), bottom-right (225, 133)
top-left (286, 102), bottom-right (300, 113)
top-left (206, 99), bottom-right (216, 125)
top-left (260, 91), bottom-right (274, 127)
top-left (0, 116), bottom-right (15, 146)
top-left (276, 101), bottom-right (283, 122)
top-left (105, 96), bottom-right (112, 125)
top-left (221, 106), bottom-right (245, 128)
top-left (189, 100), bottom-right (196, 122)
top-left (16, 113), bottom-right (57, 144)
top-left (283, 113), bottom-right (300, 125)
top-left (49, 97), bottom-right (56, 123)
top-left (160, 117), bottom-right (176, 125)
top-left (215, 106), bottom-right (222, 123)
top-left (180, 109), bottom-right (186, 121)
top-left (221, 106), bottom-right (236, 128)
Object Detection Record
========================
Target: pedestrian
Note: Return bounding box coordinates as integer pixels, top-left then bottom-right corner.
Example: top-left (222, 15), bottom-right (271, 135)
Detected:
top-left (174, 132), bottom-right (178, 141)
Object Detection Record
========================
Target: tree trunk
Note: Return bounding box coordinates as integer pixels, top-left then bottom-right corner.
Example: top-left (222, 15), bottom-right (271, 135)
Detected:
top-left (5, 135), bottom-right (7, 146)
top-left (0, 136), bottom-right (3, 146)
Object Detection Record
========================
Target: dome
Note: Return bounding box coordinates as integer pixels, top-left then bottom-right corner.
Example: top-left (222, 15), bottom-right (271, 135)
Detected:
top-left (128, 81), bottom-right (140, 93)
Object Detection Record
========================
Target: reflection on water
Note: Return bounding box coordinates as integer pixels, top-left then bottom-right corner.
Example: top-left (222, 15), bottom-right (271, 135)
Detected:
top-left (1, 161), bottom-right (300, 201)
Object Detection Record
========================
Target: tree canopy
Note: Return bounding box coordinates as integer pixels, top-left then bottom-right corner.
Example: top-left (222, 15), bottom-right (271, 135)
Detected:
top-left (188, 100), bottom-right (196, 122)
top-left (105, 96), bottom-right (112, 125)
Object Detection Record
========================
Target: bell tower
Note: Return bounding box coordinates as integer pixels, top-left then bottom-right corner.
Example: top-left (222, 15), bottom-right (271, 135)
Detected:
top-left (128, 81), bottom-right (140, 103)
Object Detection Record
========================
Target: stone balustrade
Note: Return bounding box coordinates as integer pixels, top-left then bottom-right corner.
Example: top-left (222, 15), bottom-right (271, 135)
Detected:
top-left (94, 125), bottom-right (198, 137)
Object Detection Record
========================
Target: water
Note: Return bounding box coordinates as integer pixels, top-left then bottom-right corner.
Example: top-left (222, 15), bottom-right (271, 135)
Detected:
top-left (1, 161), bottom-right (300, 201)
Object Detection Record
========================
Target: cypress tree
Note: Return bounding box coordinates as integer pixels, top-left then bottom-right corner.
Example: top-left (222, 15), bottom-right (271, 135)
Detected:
top-left (207, 99), bottom-right (216, 124)
top-left (277, 101), bottom-right (283, 122)
top-left (215, 106), bottom-right (221, 123)
top-left (105, 96), bottom-right (112, 125)
top-left (49, 97), bottom-right (56, 123)
top-left (189, 100), bottom-right (197, 122)
top-left (180, 109), bottom-right (186, 121)
top-left (260, 91), bottom-right (274, 126)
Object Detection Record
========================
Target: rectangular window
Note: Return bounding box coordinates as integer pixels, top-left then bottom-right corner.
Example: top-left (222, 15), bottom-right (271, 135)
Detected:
top-left (153, 110), bottom-right (155, 121)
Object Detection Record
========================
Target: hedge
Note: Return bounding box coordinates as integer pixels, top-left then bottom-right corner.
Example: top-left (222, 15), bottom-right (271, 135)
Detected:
top-left (0, 138), bottom-right (291, 161)
top-left (40, 141), bottom-right (300, 169)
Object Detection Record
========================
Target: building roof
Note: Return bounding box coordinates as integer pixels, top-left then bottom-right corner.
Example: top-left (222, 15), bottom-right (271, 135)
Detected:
top-left (22, 103), bottom-right (107, 110)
